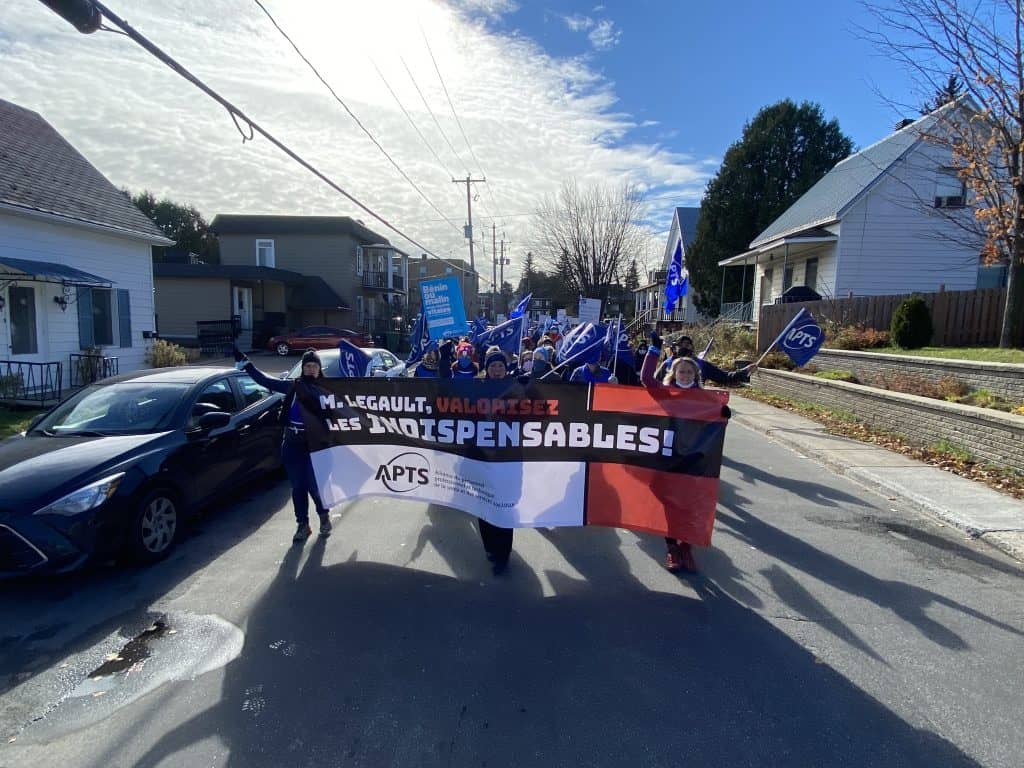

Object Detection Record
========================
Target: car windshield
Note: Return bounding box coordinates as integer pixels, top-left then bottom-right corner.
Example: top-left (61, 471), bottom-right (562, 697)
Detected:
top-left (35, 382), bottom-right (191, 435)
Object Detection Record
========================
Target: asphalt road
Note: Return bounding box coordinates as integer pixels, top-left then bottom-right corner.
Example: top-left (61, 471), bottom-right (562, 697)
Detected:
top-left (1, 421), bottom-right (1022, 768)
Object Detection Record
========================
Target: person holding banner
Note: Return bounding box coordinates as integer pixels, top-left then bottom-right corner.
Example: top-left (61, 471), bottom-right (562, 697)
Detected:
top-left (234, 346), bottom-right (333, 543)
top-left (477, 346), bottom-right (517, 571)
top-left (569, 359), bottom-right (614, 384)
top-left (414, 340), bottom-right (455, 379)
top-left (641, 332), bottom-right (710, 573)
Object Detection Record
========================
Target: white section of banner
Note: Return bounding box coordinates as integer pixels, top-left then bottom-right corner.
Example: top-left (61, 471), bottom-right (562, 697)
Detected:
top-left (310, 444), bottom-right (587, 529)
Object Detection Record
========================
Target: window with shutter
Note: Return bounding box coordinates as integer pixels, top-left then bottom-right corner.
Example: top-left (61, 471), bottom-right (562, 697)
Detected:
top-left (117, 289), bottom-right (132, 348)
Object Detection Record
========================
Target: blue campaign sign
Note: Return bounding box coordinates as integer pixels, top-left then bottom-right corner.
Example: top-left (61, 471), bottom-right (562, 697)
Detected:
top-left (420, 277), bottom-right (468, 341)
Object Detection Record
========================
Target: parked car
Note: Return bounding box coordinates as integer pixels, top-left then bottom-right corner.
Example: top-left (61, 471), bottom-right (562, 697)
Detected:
top-left (267, 326), bottom-right (369, 356)
top-left (284, 347), bottom-right (407, 379)
top-left (0, 367), bottom-right (284, 577)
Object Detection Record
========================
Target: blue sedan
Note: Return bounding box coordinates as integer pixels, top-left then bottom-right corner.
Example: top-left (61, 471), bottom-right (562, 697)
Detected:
top-left (0, 366), bottom-right (284, 577)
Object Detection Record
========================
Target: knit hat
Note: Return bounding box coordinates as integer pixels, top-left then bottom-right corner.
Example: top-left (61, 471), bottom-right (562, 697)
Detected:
top-left (484, 348), bottom-right (507, 370)
top-left (533, 346), bottom-right (551, 362)
top-left (301, 348), bottom-right (323, 369)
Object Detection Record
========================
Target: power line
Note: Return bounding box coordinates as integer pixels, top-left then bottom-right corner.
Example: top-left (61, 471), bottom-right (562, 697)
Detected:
top-left (370, 57), bottom-right (455, 182)
top-left (400, 55), bottom-right (468, 173)
top-left (251, 0), bottom-right (463, 238)
top-left (421, 26), bottom-right (508, 229)
top-left (84, 0), bottom-right (495, 289)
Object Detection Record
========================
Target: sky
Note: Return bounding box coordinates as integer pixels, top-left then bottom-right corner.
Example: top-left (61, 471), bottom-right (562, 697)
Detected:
top-left (1, 0), bottom-right (921, 287)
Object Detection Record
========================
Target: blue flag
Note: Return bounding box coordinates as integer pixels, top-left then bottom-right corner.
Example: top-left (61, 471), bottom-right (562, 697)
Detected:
top-left (337, 340), bottom-right (373, 377)
top-left (557, 322), bottom-right (604, 366)
top-left (664, 241), bottom-right (685, 314)
top-left (474, 314), bottom-right (524, 356)
top-left (773, 308), bottom-right (824, 367)
top-left (609, 318), bottom-right (634, 369)
top-left (404, 313), bottom-right (436, 367)
top-left (509, 292), bottom-right (532, 319)
top-left (469, 315), bottom-right (488, 341)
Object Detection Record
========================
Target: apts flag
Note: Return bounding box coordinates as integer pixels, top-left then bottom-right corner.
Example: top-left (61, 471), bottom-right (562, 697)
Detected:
top-left (773, 307), bottom-right (825, 367)
top-left (337, 340), bottom-right (373, 377)
top-left (473, 314), bottom-right (524, 356)
top-left (605, 317), bottom-right (634, 369)
top-left (304, 378), bottom-right (730, 545)
top-left (557, 322), bottom-right (604, 366)
top-left (509, 292), bottom-right (532, 319)
top-left (404, 313), bottom-right (436, 367)
top-left (664, 240), bottom-right (686, 314)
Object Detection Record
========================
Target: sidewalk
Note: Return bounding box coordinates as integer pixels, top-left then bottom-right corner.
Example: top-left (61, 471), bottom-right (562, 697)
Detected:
top-left (728, 394), bottom-right (1024, 565)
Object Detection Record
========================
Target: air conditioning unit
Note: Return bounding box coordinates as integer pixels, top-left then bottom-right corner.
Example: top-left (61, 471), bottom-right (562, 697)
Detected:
top-left (935, 195), bottom-right (965, 208)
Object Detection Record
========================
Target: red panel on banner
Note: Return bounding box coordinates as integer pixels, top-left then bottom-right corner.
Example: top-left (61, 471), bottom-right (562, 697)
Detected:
top-left (590, 382), bottom-right (730, 420)
top-left (585, 463), bottom-right (719, 546)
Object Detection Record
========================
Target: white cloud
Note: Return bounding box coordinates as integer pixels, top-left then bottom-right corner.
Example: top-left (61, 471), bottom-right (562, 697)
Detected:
top-left (563, 13), bottom-right (595, 32)
top-left (588, 19), bottom-right (620, 51)
top-left (2, 0), bottom-right (702, 286)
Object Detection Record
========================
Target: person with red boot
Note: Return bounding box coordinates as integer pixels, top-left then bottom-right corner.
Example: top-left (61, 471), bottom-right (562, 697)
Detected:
top-left (641, 331), bottom-right (704, 574)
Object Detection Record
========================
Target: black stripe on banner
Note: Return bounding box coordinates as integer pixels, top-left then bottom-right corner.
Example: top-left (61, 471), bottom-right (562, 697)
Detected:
top-left (303, 377), bottom-right (726, 477)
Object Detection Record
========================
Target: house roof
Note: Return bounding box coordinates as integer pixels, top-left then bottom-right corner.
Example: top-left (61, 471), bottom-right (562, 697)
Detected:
top-left (750, 108), bottom-right (948, 249)
top-left (210, 214), bottom-right (390, 245)
top-left (153, 262), bottom-right (306, 283)
top-left (290, 275), bottom-right (351, 310)
top-left (676, 206), bottom-right (700, 250)
top-left (0, 99), bottom-right (170, 244)
top-left (0, 255), bottom-right (113, 287)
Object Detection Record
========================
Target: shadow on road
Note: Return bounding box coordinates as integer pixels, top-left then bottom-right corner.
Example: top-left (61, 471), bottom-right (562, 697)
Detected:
top-left (110, 545), bottom-right (983, 768)
top-left (0, 478), bottom-right (292, 697)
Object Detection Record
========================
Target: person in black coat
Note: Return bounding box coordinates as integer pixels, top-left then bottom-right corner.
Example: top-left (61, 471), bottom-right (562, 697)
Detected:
top-left (235, 346), bottom-right (333, 543)
top-left (675, 335), bottom-right (758, 385)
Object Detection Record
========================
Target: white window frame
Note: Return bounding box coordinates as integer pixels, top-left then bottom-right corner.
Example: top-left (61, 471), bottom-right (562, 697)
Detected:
top-left (256, 239), bottom-right (275, 268)
top-left (934, 168), bottom-right (967, 208)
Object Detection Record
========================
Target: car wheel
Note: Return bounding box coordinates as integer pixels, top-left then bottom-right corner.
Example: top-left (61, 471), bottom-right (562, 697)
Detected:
top-left (276, 342), bottom-right (291, 356)
top-left (126, 488), bottom-right (179, 564)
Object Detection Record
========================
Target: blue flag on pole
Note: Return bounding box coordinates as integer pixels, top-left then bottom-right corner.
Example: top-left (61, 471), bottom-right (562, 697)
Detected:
top-left (664, 241), bottom-right (685, 314)
top-left (474, 314), bottom-right (525, 356)
top-left (404, 313), bottom-right (437, 367)
top-left (337, 340), bottom-right (373, 377)
top-left (773, 308), bottom-right (825, 367)
top-left (509, 292), bottom-right (532, 319)
top-left (557, 322), bottom-right (604, 365)
top-left (469, 315), bottom-right (488, 341)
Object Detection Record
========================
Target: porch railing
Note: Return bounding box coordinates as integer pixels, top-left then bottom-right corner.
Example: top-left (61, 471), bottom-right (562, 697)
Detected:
top-left (0, 360), bottom-right (63, 406)
top-left (69, 354), bottom-right (120, 388)
top-left (196, 318), bottom-right (240, 354)
top-left (718, 301), bottom-right (754, 323)
top-left (361, 271), bottom-right (405, 291)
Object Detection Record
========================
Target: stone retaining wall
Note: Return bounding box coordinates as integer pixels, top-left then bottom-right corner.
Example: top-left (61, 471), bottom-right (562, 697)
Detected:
top-left (811, 349), bottom-right (1024, 403)
top-left (749, 369), bottom-right (1024, 472)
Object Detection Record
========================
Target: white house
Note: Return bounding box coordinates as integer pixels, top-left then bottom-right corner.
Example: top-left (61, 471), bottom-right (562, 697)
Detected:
top-left (0, 98), bottom-right (172, 403)
top-left (717, 103), bottom-right (986, 311)
top-left (635, 206), bottom-right (703, 325)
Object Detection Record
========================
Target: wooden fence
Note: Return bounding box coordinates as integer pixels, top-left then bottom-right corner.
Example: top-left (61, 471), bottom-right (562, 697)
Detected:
top-left (757, 287), bottom-right (1007, 352)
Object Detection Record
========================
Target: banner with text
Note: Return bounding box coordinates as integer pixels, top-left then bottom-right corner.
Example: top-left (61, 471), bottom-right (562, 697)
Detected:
top-left (420, 276), bottom-right (468, 341)
top-left (303, 379), bottom-right (730, 545)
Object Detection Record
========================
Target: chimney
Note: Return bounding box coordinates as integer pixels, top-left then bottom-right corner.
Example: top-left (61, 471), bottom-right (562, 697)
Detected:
top-left (895, 118), bottom-right (915, 131)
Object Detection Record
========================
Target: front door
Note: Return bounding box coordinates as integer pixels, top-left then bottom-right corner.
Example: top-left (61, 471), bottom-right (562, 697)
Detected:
top-left (6, 285), bottom-right (44, 360)
top-left (232, 286), bottom-right (253, 332)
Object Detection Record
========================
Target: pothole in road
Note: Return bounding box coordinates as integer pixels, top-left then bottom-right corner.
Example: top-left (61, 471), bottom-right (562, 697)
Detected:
top-left (70, 616), bottom-right (172, 697)
top-left (13, 612), bottom-right (244, 743)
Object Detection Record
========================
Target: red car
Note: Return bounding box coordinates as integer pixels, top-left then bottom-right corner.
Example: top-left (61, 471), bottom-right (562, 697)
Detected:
top-left (267, 326), bottom-right (370, 356)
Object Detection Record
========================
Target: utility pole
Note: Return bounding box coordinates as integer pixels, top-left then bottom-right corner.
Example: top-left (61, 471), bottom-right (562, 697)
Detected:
top-left (500, 235), bottom-right (506, 314)
top-left (492, 223), bottom-right (498, 318)
top-left (452, 175), bottom-right (485, 273)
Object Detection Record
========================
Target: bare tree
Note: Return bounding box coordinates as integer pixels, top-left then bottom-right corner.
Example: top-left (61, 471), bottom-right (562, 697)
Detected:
top-left (860, 0), bottom-right (1024, 347)
top-left (531, 180), bottom-right (647, 306)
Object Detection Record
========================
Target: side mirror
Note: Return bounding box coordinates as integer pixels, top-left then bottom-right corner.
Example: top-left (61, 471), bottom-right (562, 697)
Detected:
top-left (196, 411), bottom-right (231, 431)
top-left (26, 413), bottom-right (46, 433)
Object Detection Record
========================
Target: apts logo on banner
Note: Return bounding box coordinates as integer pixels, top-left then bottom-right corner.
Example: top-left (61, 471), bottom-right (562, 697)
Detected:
top-left (375, 451), bottom-right (431, 492)
top-left (778, 308), bottom-right (824, 367)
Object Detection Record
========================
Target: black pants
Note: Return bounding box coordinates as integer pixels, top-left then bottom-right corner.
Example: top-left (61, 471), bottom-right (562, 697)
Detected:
top-left (478, 519), bottom-right (513, 563)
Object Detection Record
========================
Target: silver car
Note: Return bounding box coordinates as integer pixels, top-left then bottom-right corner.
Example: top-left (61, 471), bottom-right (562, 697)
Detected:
top-left (284, 347), bottom-right (407, 379)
